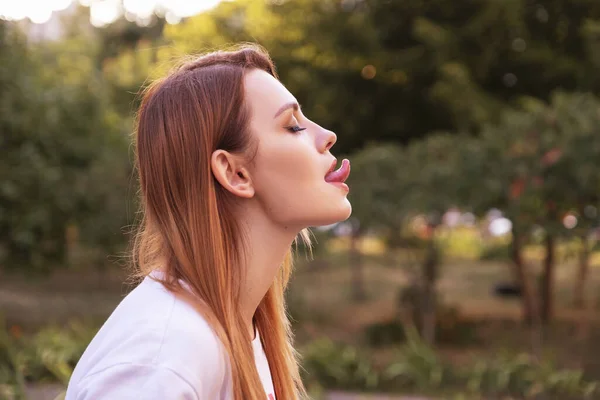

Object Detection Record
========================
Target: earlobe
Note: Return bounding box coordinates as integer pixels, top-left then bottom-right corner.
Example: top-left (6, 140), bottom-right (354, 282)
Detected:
top-left (211, 150), bottom-right (255, 199)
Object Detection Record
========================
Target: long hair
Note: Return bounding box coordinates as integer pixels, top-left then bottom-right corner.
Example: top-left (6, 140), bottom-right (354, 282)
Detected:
top-left (132, 44), bottom-right (308, 400)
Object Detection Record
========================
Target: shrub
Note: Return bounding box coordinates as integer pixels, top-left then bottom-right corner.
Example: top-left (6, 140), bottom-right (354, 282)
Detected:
top-left (364, 320), bottom-right (407, 347)
top-left (16, 322), bottom-right (96, 384)
top-left (300, 338), bottom-right (380, 391)
top-left (383, 327), bottom-right (454, 391)
top-left (0, 315), bottom-right (96, 396)
top-left (302, 328), bottom-right (600, 399)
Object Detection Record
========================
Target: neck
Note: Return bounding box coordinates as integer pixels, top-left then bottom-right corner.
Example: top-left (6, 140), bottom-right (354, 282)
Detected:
top-left (237, 205), bottom-right (299, 339)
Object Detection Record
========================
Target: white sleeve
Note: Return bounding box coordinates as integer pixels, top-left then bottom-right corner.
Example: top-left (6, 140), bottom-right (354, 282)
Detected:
top-left (74, 363), bottom-right (199, 400)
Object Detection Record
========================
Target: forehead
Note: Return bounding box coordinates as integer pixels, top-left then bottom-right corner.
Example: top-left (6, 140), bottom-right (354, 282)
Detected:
top-left (243, 69), bottom-right (296, 118)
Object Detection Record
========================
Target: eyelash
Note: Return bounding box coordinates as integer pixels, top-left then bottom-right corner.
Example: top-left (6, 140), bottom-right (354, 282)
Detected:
top-left (286, 125), bottom-right (306, 133)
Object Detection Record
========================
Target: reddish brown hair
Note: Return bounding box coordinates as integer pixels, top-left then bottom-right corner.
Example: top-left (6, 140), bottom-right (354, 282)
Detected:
top-left (132, 44), bottom-right (307, 400)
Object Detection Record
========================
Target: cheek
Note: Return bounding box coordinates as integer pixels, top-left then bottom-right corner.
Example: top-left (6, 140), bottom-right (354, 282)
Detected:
top-left (253, 141), bottom-right (321, 212)
top-left (254, 141), bottom-right (318, 194)
top-left (252, 141), bottom-right (352, 227)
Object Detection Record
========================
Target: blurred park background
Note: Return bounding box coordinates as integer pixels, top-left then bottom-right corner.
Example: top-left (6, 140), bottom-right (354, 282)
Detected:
top-left (3, 0), bottom-right (600, 399)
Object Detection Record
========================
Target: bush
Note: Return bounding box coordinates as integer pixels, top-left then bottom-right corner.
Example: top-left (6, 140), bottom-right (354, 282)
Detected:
top-left (383, 327), bottom-right (455, 391)
top-left (302, 328), bottom-right (600, 399)
top-left (455, 354), bottom-right (600, 399)
top-left (364, 320), bottom-right (407, 347)
top-left (2, 317), bottom-right (599, 400)
top-left (300, 338), bottom-right (380, 391)
top-left (0, 316), bottom-right (96, 397)
top-left (16, 322), bottom-right (96, 385)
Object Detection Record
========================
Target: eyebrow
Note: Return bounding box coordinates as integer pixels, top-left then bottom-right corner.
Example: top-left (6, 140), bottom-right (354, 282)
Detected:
top-left (274, 102), bottom-right (300, 119)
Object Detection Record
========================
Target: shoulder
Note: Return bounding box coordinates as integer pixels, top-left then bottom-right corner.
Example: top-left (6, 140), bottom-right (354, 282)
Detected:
top-left (68, 276), bottom-right (230, 399)
top-left (71, 363), bottom-right (200, 400)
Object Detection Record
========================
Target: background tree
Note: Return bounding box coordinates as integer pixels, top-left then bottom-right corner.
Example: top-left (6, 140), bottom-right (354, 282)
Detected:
top-left (0, 20), bottom-right (130, 272)
top-left (346, 144), bottom-right (410, 300)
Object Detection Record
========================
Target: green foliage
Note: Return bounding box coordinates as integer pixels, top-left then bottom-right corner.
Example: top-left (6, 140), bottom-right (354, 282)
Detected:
top-left (15, 323), bottom-right (96, 385)
top-left (364, 297), bottom-right (477, 348)
top-left (469, 92), bottom-right (600, 233)
top-left (3, 0), bottom-right (600, 276)
top-left (0, 317), bottom-right (26, 400)
top-left (346, 132), bottom-right (473, 239)
top-left (0, 317), bottom-right (97, 398)
top-left (0, 23), bottom-right (70, 269)
top-left (387, 330), bottom-right (600, 399)
top-left (155, 0), bottom-right (600, 154)
top-left (457, 353), bottom-right (597, 398)
top-left (0, 323), bottom-right (97, 388)
top-left (301, 337), bottom-right (380, 391)
top-left (0, 21), bottom-right (132, 272)
top-left (384, 327), bottom-right (453, 391)
top-left (345, 143), bottom-right (408, 234)
top-left (0, 311), bottom-right (597, 399)
top-left (302, 329), bottom-right (600, 398)
top-left (363, 320), bottom-right (407, 348)
top-left (347, 91), bottom-right (600, 244)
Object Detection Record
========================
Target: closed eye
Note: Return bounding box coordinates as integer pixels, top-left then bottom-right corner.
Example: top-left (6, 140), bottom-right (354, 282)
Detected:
top-left (286, 125), bottom-right (306, 133)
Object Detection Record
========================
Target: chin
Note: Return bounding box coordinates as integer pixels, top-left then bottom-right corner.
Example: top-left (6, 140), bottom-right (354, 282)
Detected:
top-left (313, 200), bottom-right (352, 227)
top-left (338, 200), bottom-right (353, 221)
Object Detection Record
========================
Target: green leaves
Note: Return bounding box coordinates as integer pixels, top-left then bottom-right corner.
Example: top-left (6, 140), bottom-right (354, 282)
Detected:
top-left (301, 328), bottom-right (600, 398)
top-left (0, 21), bottom-right (131, 271)
top-left (0, 315), bottom-right (98, 397)
top-left (347, 132), bottom-right (471, 236)
top-left (346, 91), bottom-right (600, 242)
top-left (300, 337), bottom-right (380, 391)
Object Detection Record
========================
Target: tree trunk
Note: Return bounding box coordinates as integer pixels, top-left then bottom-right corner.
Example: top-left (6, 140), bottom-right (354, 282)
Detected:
top-left (350, 228), bottom-right (366, 301)
top-left (511, 228), bottom-right (536, 324)
top-left (421, 237), bottom-right (439, 345)
top-left (573, 232), bottom-right (590, 309)
top-left (540, 234), bottom-right (555, 324)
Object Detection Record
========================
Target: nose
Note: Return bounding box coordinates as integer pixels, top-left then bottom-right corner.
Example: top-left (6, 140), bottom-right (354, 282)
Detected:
top-left (319, 127), bottom-right (337, 153)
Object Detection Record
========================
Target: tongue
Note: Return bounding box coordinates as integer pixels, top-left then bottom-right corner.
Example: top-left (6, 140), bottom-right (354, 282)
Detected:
top-left (325, 159), bottom-right (350, 183)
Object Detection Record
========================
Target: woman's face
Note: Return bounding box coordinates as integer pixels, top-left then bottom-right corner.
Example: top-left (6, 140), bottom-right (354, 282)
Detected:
top-left (244, 69), bottom-right (352, 229)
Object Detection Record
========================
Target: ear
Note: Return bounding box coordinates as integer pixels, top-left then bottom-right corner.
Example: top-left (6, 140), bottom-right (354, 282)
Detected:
top-left (211, 149), bottom-right (255, 199)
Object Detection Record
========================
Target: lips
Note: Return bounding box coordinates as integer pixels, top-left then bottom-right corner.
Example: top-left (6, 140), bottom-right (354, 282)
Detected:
top-left (325, 158), bottom-right (351, 183)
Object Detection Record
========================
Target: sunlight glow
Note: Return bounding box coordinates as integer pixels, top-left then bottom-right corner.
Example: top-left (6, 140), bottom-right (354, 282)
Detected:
top-left (28, 7), bottom-right (53, 24)
top-left (0, 0), bottom-right (224, 25)
top-left (90, 0), bottom-right (121, 27)
top-left (165, 11), bottom-right (181, 25)
top-left (0, 0), bottom-right (72, 23)
top-left (123, 0), bottom-right (156, 19)
top-left (166, 0), bottom-right (223, 17)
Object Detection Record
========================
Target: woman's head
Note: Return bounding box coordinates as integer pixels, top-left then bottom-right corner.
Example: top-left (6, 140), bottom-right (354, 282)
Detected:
top-left (211, 66), bottom-right (352, 229)
top-left (133, 44), bottom-right (350, 399)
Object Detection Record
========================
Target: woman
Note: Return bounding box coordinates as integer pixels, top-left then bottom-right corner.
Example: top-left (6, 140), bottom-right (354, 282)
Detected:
top-left (64, 44), bottom-right (351, 400)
